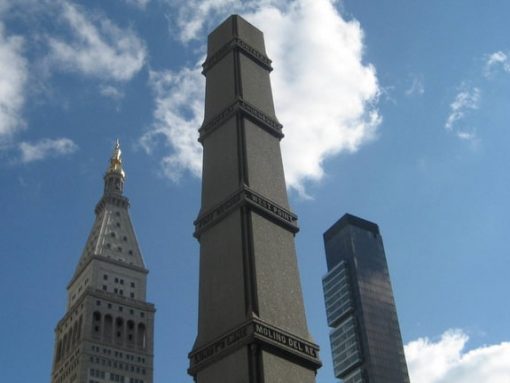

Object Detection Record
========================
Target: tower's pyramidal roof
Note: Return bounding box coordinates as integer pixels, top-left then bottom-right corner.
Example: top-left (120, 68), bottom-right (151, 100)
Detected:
top-left (72, 140), bottom-right (146, 282)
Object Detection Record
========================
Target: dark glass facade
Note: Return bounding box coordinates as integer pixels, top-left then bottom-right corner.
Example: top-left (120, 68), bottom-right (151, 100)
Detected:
top-left (322, 214), bottom-right (410, 382)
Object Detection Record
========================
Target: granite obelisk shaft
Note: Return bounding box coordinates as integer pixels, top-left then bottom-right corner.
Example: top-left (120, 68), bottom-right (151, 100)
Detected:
top-left (188, 15), bottom-right (321, 383)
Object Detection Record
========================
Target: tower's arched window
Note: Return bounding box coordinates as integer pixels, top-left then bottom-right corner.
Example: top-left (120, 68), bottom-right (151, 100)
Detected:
top-left (65, 330), bottom-right (72, 355)
top-left (77, 315), bottom-right (83, 340)
top-left (104, 314), bottom-right (113, 342)
top-left (62, 334), bottom-right (68, 357)
top-left (137, 323), bottom-right (146, 350)
top-left (92, 311), bottom-right (101, 337)
top-left (126, 320), bottom-right (135, 346)
top-left (71, 321), bottom-right (79, 346)
top-left (115, 317), bottom-right (124, 345)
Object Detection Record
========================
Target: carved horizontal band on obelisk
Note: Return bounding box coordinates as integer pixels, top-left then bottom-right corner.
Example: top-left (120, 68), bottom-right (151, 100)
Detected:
top-left (189, 15), bottom-right (321, 382)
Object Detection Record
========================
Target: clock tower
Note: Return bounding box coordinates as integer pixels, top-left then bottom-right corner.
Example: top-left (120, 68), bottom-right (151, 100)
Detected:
top-left (50, 141), bottom-right (155, 383)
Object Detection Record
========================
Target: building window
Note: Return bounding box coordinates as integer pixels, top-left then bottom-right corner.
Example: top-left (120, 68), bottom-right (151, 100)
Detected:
top-left (96, 300), bottom-right (101, 306)
top-left (103, 275), bottom-right (108, 280)
top-left (130, 293), bottom-right (134, 298)
top-left (130, 282), bottom-right (135, 288)
top-left (103, 285), bottom-right (107, 291)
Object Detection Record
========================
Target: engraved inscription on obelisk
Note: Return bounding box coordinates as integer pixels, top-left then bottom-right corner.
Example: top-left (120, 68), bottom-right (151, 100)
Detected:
top-left (189, 15), bottom-right (321, 382)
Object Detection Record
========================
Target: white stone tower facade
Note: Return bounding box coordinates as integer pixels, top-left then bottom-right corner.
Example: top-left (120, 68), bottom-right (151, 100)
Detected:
top-left (51, 141), bottom-right (155, 383)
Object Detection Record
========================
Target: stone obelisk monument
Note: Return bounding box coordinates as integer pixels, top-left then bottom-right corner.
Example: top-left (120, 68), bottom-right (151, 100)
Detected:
top-left (188, 15), bottom-right (321, 382)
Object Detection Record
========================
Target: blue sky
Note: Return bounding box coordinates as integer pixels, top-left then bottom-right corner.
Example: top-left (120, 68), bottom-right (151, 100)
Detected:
top-left (0, 0), bottom-right (509, 382)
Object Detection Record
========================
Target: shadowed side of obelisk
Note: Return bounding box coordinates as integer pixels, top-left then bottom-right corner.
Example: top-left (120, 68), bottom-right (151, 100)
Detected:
top-left (189, 15), bottom-right (321, 383)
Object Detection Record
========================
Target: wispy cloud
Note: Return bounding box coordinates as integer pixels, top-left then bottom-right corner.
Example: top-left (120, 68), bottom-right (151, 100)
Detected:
top-left (19, 138), bottom-right (78, 163)
top-left (46, 1), bottom-right (146, 81)
top-left (145, 0), bottom-right (380, 196)
top-left (406, 329), bottom-right (510, 383)
top-left (443, 49), bottom-right (510, 143)
top-left (123, 0), bottom-right (150, 9)
top-left (445, 86), bottom-right (480, 141)
top-left (484, 51), bottom-right (510, 77)
top-left (99, 84), bottom-right (124, 100)
top-left (0, 23), bottom-right (27, 140)
top-left (405, 74), bottom-right (425, 96)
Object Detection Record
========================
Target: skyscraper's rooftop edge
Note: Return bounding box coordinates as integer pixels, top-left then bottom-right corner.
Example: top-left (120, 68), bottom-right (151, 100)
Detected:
top-left (324, 213), bottom-right (380, 241)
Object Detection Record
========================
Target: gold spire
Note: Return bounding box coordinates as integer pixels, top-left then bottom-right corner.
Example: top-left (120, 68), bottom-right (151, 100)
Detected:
top-left (107, 139), bottom-right (125, 178)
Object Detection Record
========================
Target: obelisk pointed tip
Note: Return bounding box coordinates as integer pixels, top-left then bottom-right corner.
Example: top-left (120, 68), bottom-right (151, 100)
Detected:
top-left (207, 14), bottom-right (267, 57)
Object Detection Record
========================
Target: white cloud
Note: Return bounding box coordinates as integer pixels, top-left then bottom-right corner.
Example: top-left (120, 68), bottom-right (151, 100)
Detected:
top-left (251, 1), bottom-right (380, 193)
top-left (147, 0), bottom-right (380, 195)
top-left (484, 51), bottom-right (510, 77)
top-left (167, 0), bottom-right (241, 43)
top-left (47, 1), bottom-right (146, 81)
top-left (405, 329), bottom-right (510, 383)
top-left (140, 67), bottom-right (204, 181)
top-left (445, 86), bottom-right (480, 141)
top-left (99, 84), bottom-right (124, 100)
top-left (167, 0), bottom-right (291, 43)
top-left (19, 138), bottom-right (78, 163)
top-left (0, 23), bottom-right (27, 140)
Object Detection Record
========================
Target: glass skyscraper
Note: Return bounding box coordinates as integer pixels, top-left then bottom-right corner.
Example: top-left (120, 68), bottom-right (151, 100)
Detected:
top-left (322, 214), bottom-right (410, 382)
